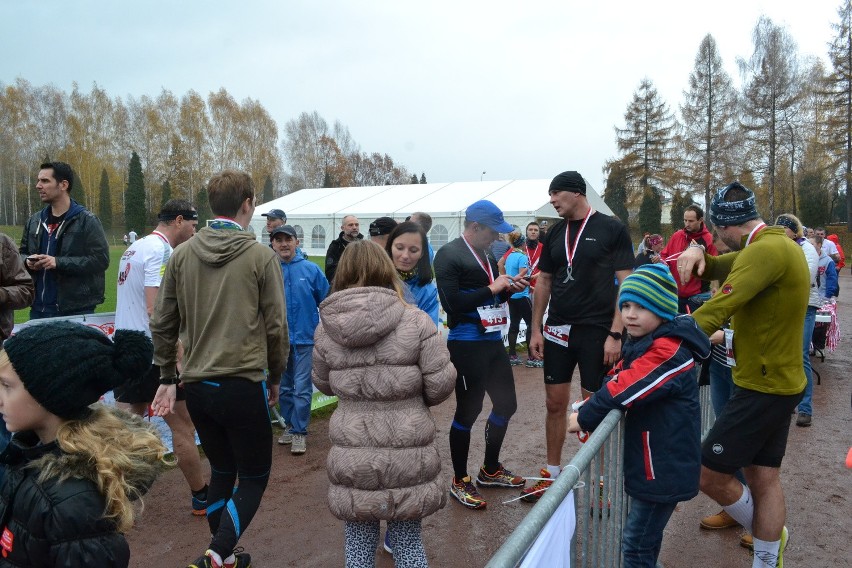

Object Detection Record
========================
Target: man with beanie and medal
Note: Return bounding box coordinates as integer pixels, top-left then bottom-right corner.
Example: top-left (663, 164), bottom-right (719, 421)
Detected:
top-left (0, 321), bottom-right (167, 567)
top-left (676, 182), bottom-right (808, 568)
top-left (150, 171), bottom-right (288, 568)
top-left (522, 171), bottom-right (634, 502)
top-left (567, 264), bottom-right (710, 567)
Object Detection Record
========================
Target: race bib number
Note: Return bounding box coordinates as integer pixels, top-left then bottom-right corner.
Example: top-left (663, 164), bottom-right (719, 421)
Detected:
top-left (543, 324), bottom-right (572, 347)
top-left (724, 328), bottom-right (736, 366)
top-left (477, 304), bottom-right (510, 334)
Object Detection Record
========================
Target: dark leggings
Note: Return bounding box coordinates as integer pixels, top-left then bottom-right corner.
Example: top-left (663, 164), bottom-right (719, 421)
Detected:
top-left (184, 379), bottom-right (272, 559)
top-left (447, 340), bottom-right (518, 479)
top-left (507, 296), bottom-right (532, 356)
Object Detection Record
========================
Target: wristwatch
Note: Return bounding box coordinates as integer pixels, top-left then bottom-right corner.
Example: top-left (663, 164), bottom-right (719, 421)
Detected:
top-left (607, 330), bottom-right (623, 341)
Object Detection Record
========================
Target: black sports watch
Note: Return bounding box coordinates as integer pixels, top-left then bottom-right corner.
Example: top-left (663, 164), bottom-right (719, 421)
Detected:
top-left (607, 330), bottom-right (623, 341)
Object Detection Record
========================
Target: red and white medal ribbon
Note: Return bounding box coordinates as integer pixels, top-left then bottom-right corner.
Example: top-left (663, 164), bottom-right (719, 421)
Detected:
top-left (563, 207), bottom-right (594, 282)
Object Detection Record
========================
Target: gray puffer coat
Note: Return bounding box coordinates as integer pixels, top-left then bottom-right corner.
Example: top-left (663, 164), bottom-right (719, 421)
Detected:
top-left (312, 286), bottom-right (456, 521)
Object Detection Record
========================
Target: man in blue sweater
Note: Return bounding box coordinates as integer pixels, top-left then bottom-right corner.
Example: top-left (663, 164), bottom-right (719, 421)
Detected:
top-left (271, 225), bottom-right (330, 455)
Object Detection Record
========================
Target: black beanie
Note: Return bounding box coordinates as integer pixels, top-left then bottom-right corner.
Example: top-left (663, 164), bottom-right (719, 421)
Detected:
top-left (549, 171), bottom-right (586, 195)
top-left (3, 321), bottom-right (153, 420)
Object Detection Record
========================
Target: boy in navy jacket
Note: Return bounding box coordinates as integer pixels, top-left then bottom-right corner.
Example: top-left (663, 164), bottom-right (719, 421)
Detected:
top-left (568, 263), bottom-right (710, 567)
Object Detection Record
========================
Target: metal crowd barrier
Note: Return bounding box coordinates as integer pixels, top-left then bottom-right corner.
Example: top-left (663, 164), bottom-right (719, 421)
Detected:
top-left (487, 382), bottom-right (715, 568)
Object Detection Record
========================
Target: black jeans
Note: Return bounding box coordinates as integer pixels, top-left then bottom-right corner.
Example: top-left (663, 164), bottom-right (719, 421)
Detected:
top-left (184, 378), bottom-right (272, 558)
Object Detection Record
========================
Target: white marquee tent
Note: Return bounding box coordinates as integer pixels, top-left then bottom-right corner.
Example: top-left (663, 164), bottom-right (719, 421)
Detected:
top-left (251, 179), bottom-right (614, 256)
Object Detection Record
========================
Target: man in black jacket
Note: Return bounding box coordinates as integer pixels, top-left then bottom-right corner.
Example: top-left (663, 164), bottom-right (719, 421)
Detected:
top-left (324, 214), bottom-right (362, 282)
top-left (19, 161), bottom-right (110, 319)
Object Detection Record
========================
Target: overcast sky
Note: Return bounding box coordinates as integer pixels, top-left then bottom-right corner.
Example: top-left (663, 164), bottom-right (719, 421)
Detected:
top-left (0, 0), bottom-right (842, 192)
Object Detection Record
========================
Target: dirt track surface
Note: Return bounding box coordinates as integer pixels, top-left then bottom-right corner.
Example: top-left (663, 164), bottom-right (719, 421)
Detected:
top-left (129, 275), bottom-right (852, 567)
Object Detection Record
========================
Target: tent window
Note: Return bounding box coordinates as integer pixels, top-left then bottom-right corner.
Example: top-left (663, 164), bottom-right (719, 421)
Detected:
top-left (430, 224), bottom-right (449, 249)
top-left (311, 225), bottom-right (326, 248)
top-left (293, 225), bottom-right (304, 241)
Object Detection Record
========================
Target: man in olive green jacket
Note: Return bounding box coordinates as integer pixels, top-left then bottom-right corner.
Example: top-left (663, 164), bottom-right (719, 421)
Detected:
top-left (677, 182), bottom-right (808, 568)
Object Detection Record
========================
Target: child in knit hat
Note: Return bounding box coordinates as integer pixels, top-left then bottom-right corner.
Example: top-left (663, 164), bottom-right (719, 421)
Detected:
top-left (568, 264), bottom-right (711, 568)
top-left (0, 321), bottom-right (167, 567)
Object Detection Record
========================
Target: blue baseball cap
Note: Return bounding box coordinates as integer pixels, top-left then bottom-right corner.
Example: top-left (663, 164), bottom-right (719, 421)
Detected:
top-left (262, 208), bottom-right (287, 220)
top-left (465, 200), bottom-right (513, 233)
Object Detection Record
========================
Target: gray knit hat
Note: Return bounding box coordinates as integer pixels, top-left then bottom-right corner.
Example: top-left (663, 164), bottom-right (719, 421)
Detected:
top-left (3, 321), bottom-right (153, 420)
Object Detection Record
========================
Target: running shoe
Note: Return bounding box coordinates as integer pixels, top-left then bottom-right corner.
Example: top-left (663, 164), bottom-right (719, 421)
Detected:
top-left (449, 476), bottom-right (487, 509)
top-left (291, 434), bottom-right (306, 455)
top-left (777, 526), bottom-right (789, 567)
top-left (509, 355), bottom-right (522, 366)
top-left (278, 426), bottom-right (293, 445)
top-left (476, 463), bottom-right (526, 488)
top-left (187, 548), bottom-right (252, 568)
top-left (191, 494), bottom-right (207, 517)
top-left (519, 468), bottom-right (553, 503)
top-left (525, 358), bottom-right (544, 368)
top-left (383, 531), bottom-right (393, 554)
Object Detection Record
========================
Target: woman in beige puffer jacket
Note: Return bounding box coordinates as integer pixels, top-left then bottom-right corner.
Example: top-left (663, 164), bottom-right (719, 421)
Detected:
top-left (313, 240), bottom-right (455, 568)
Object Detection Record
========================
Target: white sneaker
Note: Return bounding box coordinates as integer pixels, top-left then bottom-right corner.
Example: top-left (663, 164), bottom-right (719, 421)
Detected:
top-left (291, 434), bottom-right (306, 455)
top-left (278, 427), bottom-right (293, 445)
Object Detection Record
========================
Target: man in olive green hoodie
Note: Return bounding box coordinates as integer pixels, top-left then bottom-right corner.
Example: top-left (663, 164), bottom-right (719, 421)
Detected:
top-left (677, 182), bottom-right (808, 568)
top-left (150, 170), bottom-right (288, 568)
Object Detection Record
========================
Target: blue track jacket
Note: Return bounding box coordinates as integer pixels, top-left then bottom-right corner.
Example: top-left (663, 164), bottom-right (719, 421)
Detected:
top-left (280, 255), bottom-right (329, 345)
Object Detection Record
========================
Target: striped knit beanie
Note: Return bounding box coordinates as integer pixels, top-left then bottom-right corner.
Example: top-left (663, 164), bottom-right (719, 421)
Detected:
top-left (618, 264), bottom-right (678, 321)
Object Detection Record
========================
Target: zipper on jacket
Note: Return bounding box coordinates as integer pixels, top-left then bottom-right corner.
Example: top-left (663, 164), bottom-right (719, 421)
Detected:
top-left (642, 431), bottom-right (655, 481)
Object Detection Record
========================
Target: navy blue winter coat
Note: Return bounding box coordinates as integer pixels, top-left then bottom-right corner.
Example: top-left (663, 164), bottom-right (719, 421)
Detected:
top-left (577, 316), bottom-right (711, 503)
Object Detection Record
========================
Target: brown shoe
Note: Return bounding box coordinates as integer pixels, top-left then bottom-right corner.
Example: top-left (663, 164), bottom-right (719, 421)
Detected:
top-left (699, 510), bottom-right (741, 530)
top-left (739, 532), bottom-right (753, 550)
top-left (796, 412), bottom-right (812, 427)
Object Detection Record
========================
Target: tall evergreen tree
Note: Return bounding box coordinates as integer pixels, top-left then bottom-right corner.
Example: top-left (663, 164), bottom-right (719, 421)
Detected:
top-left (669, 189), bottom-right (694, 231)
top-left (125, 151), bottom-right (146, 233)
top-left (195, 186), bottom-right (212, 226)
top-left (826, 0), bottom-right (852, 230)
top-left (262, 175), bottom-right (274, 204)
top-left (680, 34), bottom-right (739, 212)
top-left (638, 187), bottom-right (662, 234)
top-left (410, 174), bottom-right (418, 184)
top-left (738, 16), bottom-right (803, 221)
top-left (615, 78), bottom-right (681, 201)
top-left (160, 180), bottom-right (172, 208)
top-left (420, 172), bottom-right (427, 184)
top-left (798, 170), bottom-right (829, 228)
top-left (97, 168), bottom-right (112, 231)
top-left (604, 159), bottom-right (631, 224)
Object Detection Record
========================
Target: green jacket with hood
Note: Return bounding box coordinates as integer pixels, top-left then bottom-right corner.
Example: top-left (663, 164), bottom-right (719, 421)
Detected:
top-left (692, 226), bottom-right (808, 395)
top-left (150, 226), bottom-right (288, 384)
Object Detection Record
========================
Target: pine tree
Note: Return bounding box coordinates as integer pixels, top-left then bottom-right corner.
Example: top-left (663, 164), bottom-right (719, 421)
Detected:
top-left (604, 159), bottom-right (630, 224)
top-left (125, 151), bottom-right (146, 233)
top-left (410, 174), bottom-right (418, 184)
top-left (98, 169), bottom-right (112, 231)
top-left (420, 172), bottom-right (427, 184)
top-left (826, 0), bottom-right (852, 230)
top-left (669, 189), bottom-right (694, 230)
top-left (798, 170), bottom-right (830, 228)
top-left (638, 187), bottom-right (662, 234)
top-left (616, 78), bottom-right (681, 200)
top-left (195, 186), bottom-right (212, 226)
top-left (263, 175), bottom-right (274, 203)
top-left (161, 180), bottom-right (172, 208)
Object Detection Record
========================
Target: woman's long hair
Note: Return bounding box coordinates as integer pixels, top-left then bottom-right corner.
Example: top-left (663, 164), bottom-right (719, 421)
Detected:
top-left (385, 221), bottom-right (433, 286)
top-left (332, 239), bottom-right (405, 299)
top-left (40, 404), bottom-right (168, 533)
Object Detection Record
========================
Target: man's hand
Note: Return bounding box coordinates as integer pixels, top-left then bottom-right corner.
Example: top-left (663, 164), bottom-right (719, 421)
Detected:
top-left (709, 330), bottom-right (724, 345)
top-left (25, 254), bottom-right (56, 271)
top-left (488, 267), bottom-right (529, 295)
top-left (677, 247), bottom-right (706, 284)
top-left (267, 383), bottom-right (280, 408)
top-left (152, 384), bottom-right (177, 416)
top-left (529, 329), bottom-right (544, 360)
top-left (603, 335), bottom-right (621, 366)
top-left (567, 412), bottom-right (581, 433)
